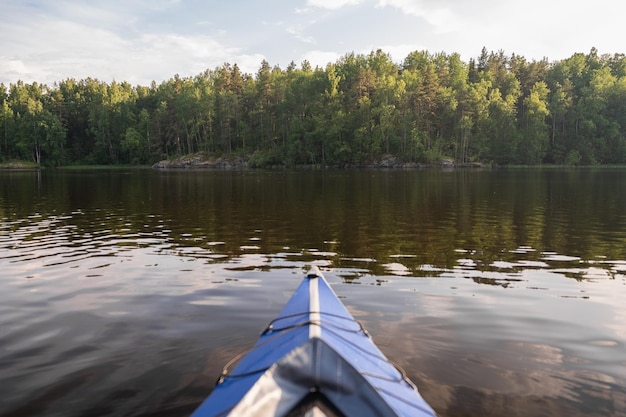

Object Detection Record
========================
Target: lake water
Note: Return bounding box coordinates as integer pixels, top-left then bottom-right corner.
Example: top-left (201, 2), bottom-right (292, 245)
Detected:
top-left (1, 168), bottom-right (625, 417)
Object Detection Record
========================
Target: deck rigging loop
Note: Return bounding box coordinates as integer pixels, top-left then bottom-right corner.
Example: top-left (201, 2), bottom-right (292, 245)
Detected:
top-left (217, 314), bottom-right (412, 391)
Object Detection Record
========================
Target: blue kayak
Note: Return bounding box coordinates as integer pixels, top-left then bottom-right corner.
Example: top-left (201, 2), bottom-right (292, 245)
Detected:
top-left (191, 266), bottom-right (437, 417)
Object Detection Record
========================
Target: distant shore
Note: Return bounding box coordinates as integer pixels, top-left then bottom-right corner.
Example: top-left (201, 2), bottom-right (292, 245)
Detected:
top-left (3, 157), bottom-right (624, 171)
top-left (150, 153), bottom-right (468, 169)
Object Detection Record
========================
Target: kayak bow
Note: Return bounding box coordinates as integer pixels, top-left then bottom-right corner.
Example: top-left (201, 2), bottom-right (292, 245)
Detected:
top-left (191, 266), bottom-right (436, 417)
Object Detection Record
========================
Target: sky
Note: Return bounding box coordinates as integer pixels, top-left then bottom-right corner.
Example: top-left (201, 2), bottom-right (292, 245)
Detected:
top-left (1, 0), bottom-right (624, 86)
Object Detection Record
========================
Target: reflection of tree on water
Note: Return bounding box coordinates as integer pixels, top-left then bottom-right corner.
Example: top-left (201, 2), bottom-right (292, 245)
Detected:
top-left (1, 168), bottom-right (625, 417)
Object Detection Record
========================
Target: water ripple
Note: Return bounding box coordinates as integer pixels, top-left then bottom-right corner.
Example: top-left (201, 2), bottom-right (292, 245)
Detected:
top-left (1, 169), bottom-right (625, 417)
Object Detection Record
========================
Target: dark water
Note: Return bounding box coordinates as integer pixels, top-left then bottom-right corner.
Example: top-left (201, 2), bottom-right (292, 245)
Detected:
top-left (1, 168), bottom-right (625, 417)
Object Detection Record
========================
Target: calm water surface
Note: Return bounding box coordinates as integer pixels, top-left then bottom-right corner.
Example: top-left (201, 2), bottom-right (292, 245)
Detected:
top-left (1, 168), bottom-right (625, 417)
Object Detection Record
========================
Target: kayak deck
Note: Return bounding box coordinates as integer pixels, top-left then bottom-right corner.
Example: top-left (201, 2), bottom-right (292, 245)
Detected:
top-left (191, 267), bottom-right (436, 417)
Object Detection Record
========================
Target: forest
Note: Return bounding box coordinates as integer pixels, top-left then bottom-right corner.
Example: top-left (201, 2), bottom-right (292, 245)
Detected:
top-left (1, 47), bottom-right (626, 167)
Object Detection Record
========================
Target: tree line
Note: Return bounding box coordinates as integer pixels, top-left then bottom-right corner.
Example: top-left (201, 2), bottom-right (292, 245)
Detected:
top-left (1, 47), bottom-right (626, 167)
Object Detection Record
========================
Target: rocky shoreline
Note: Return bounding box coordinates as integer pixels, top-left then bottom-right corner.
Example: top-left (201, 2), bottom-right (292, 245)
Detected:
top-left (152, 154), bottom-right (249, 169)
top-left (0, 161), bottom-right (39, 169)
top-left (151, 153), bottom-right (470, 169)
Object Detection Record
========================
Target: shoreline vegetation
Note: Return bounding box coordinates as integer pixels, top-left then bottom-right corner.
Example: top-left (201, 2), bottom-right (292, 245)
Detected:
top-left (0, 153), bottom-right (455, 170)
top-left (2, 47), bottom-right (626, 169)
top-left (150, 152), bottom-right (441, 169)
top-left (3, 154), bottom-right (625, 171)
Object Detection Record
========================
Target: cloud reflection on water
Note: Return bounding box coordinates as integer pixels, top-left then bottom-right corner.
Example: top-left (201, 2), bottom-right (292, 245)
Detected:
top-left (2, 169), bottom-right (626, 417)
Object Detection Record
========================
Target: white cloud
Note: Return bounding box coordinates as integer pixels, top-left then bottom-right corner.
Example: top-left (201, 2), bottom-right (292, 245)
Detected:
top-left (0, 15), bottom-right (129, 83)
top-left (1, 60), bottom-right (35, 84)
top-left (2, 0), bottom-right (626, 86)
top-left (376, 0), bottom-right (460, 33)
top-left (0, 16), bottom-right (261, 85)
top-left (144, 0), bottom-right (182, 12)
top-left (135, 33), bottom-right (265, 78)
top-left (0, 2), bottom-right (267, 85)
top-left (307, 0), bottom-right (365, 10)
top-left (286, 26), bottom-right (316, 44)
top-left (56, 2), bottom-right (120, 24)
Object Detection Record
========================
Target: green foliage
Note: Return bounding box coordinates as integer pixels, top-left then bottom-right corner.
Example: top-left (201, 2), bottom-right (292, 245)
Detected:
top-left (248, 148), bottom-right (282, 168)
top-left (565, 150), bottom-right (582, 166)
top-left (2, 48), bottom-right (626, 166)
